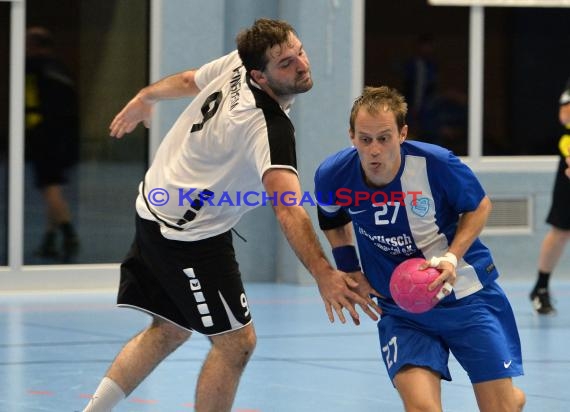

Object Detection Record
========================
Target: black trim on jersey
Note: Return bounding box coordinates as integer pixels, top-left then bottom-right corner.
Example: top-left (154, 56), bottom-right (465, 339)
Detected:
top-left (141, 180), bottom-right (184, 231)
top-left (317, 207), bottom-right (352, 230)
top-left (246, 74), bottom-right (297, 170)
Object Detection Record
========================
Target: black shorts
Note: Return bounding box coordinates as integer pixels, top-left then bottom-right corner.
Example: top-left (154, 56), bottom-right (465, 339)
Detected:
top-left (546, 156), bottom-right (570, 230)
top-left (118, 215), bottom-right (252, 335)
top-left (32, 158), bottom-right (69, 188)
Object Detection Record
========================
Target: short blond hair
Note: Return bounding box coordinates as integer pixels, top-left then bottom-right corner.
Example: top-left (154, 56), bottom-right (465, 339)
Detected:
top-left (349, 86), bottom-right (408, 133)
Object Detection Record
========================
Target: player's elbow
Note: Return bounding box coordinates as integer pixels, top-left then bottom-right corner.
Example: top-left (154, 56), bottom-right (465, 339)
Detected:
top-left (181, 70), bottom-right (200, 94)
top-left (479, 195), bottom-right (492, 218)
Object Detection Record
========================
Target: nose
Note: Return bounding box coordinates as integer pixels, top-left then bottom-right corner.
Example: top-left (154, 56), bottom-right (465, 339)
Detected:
top-left (296, 55), bottom-right (309, 72)
top-left (370, 140), bottom-right (381, 157)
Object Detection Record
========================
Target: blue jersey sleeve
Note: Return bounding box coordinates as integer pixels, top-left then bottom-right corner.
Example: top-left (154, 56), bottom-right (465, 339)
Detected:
top-left (440, 152), bottom-right (486, 213)
top-left (314, 158), bottom-right (351, 230)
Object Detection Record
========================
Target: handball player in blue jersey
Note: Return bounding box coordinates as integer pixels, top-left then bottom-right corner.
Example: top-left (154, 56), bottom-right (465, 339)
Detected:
top-left (315, 86), bottom-right (525, 411)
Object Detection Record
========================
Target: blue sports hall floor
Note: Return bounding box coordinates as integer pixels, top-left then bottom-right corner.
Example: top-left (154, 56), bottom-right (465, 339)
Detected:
top-left (1, 280), bottom-right (569, 412)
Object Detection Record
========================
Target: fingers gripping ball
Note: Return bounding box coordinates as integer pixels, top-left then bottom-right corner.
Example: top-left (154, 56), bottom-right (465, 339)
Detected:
top-left (389, 258), bottom-right (442, 313)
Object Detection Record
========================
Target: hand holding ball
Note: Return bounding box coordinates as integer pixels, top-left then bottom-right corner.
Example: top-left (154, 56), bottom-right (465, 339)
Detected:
top-left (389, 258), bottom-right (449, 313)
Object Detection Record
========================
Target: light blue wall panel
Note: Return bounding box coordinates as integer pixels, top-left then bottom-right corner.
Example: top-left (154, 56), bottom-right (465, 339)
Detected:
top-left (224, 0), bottom-right (279, 51)
top-left (157, 0), bottom-right (226, 138)
top-left (276, 0), bottom-right (361, 283)
top-left (478, 170), bottom-right (570, 281)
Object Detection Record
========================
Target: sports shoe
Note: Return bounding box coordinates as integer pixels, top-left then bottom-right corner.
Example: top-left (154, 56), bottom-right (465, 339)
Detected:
top-left (530, 288), bottom-right (556, 315)
top-left (60, 222), bottom-right (80, 263)
top-left (62, 234), bottom-right (80, 263)
top-left (35, 231), bottom-right (59, 258)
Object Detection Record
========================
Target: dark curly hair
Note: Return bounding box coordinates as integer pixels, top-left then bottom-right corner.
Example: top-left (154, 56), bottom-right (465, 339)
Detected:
top-left (236, 18), bottom-right (296, 74)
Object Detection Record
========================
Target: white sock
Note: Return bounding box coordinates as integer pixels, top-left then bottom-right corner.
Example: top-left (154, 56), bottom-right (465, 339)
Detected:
top-left (83, 377), bottom-right (126, 412)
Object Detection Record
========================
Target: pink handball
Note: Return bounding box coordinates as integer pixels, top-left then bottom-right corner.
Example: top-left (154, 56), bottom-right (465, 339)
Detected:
top-left (389, 258), bottom-right (442, 313)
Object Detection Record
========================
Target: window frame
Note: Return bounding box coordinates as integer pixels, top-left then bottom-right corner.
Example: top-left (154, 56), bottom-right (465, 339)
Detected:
top-left (358, 4), bottom-right (559, 173)
top-left (1, 0), bottom-right (155, 289)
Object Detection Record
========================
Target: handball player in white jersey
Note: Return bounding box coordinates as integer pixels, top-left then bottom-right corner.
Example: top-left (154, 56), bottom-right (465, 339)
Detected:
top-left (82, 18), bottom-right (380, 412)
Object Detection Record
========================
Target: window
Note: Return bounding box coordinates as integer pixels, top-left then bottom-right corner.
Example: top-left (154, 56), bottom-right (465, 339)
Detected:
top-left (365, 0), bottom-right (469, 156)
top-left (365, 1), bottom-right (570, 158)
top-left (483, 7), bottom-right (570, 155)
top-left (24, 0), bottom-right (150, 264)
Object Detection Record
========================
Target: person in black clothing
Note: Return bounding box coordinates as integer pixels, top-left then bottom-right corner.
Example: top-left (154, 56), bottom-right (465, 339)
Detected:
top-left (530, 77), bottom-right (570, 314)
top-left (25, 26), bottom-right (79, 262)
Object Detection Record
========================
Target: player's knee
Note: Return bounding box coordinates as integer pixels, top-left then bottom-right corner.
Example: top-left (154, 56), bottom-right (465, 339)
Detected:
top-left (234, 326), bottom-right (257, 361)
top-left (478, 387), bottom-right (526, 412)
top-left (151, 318), bottom-right (191, 348)
top-left (553, 226), bottom-right (570, 241)
top-left (513, 386), bottom-right (526, 411)
top-left (214, 326), bottom-right (257, 367)
top-left (401, 397), bottom-right (441, 412)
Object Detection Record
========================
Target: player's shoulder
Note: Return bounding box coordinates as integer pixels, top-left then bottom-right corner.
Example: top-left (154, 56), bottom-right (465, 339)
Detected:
top-left (402, 140), bottom-right (454, 164)
top-left (316, 146), bottom-right (358, 179)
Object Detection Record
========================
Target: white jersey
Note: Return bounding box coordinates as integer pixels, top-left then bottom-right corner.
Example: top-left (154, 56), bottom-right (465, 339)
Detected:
top-left (136, 51), bottom-right (298, 241)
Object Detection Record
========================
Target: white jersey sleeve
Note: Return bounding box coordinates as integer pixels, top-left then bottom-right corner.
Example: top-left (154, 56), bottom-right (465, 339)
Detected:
top-left (194, 50), bottom-right (242, 90)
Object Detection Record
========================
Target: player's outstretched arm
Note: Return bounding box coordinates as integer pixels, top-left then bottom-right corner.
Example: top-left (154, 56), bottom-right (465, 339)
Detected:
top-left (110, 69), bottom-right (200, 138)
top-left (262, 168), bottom-right (378, 325)
top-left (323, 224), bottom-right (383, 320)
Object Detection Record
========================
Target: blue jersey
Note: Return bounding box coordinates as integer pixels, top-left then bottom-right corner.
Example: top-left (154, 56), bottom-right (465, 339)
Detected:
top-left (315, 141), bottom-right (499, 301)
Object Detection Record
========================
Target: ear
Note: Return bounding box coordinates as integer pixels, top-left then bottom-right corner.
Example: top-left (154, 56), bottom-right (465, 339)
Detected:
top-left (399, 125), bottom-right (408, 143)
top-left (250, 69), bottom-right (266, 85)
top-left (349, 128), bottom-right (355, 141)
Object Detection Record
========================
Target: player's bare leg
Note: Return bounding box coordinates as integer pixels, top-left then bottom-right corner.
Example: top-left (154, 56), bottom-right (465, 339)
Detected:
top-left (532, 227), bottom-right (570, 313)
top-left (393, 366), bottom-right (443, 412)
top-left (106, 316), bottom-right (191, 395)
top-left (538, 227), bottom-right (570, 273)
top-left (83, 317), bottom-right (190, 411)
top-left (42, 184), bottom-right (72, 226)
top-left (195, 323), bottom-right (256, 412)
top-left (39, 184), bottom-right (79, 261)
top-left (473, 378), bottom-right (525, 412)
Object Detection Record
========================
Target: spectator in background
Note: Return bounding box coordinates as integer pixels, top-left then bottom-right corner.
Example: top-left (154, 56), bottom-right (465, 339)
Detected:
top-left (403, 34), bottom-right (437, 140)
top-left (530, 77), bottom-right (570, 314)
top-left (25, 26), bottom-right (80, 262)
top-left (403, 34), bottom-right (468, 156)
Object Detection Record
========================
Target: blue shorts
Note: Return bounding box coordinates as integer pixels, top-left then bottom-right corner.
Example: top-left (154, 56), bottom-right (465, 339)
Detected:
top-left (377, 281), bottom-right (523, 384)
